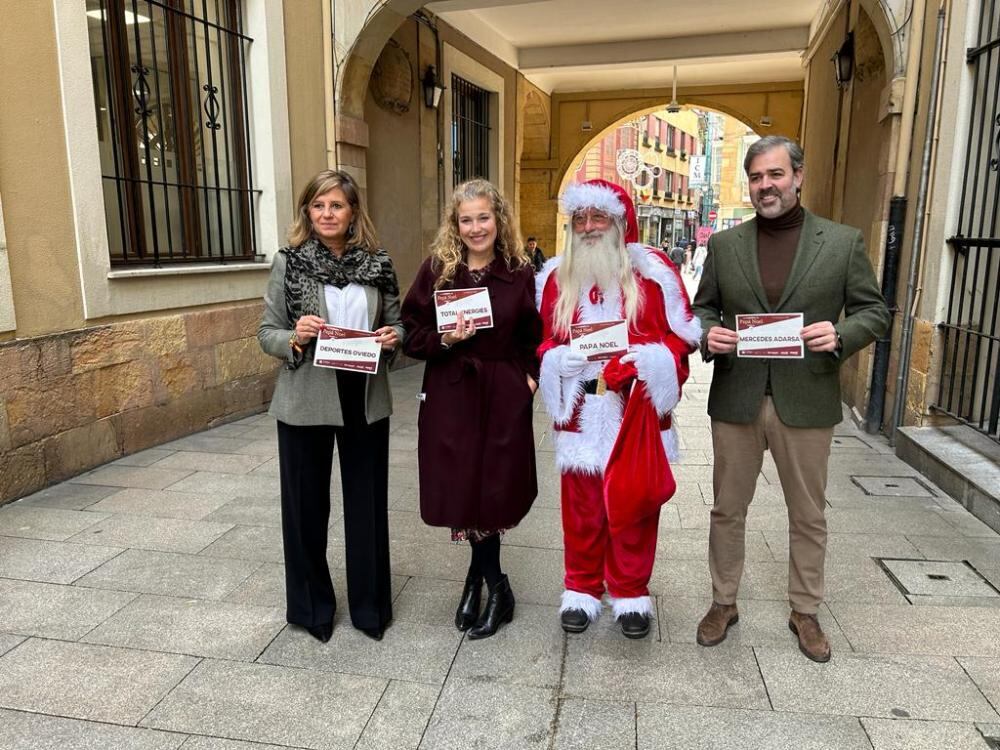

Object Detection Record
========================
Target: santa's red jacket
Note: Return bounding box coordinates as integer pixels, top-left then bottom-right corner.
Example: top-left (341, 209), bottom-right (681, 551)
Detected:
top-left (537, 245), bottom-right (702, 480)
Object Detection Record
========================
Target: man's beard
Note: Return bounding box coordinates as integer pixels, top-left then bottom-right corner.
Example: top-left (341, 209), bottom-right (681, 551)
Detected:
top-left (568, 229), bottom-right (624, 290)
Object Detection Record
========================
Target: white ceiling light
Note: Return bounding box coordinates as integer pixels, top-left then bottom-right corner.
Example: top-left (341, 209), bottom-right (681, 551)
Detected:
top-left (666, 66), bottom-right (681, 113)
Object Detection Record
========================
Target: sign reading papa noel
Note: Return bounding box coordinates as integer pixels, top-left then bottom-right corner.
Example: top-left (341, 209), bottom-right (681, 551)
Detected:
top-left (433, 287), bottom-right (494, 332)
top-left (313, 325), bottom-right (383, 374)
top-left (570, 320), bottom-right (629, 362)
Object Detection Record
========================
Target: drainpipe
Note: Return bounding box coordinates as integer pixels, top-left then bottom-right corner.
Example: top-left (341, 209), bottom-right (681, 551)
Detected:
top-left (890, 4), bottom-right (949, 444)
top-left (865, 197), bottom-right (906, 433)
top-left (864, 0), bottom-right (927, 433)
top-left (323, 0), bottom-right (337, 168)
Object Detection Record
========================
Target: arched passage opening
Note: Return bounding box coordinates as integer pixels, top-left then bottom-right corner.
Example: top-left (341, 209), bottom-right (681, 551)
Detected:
top-left (532, 101), bottom-right (770, 256)
top-left (519, 83), bottom-right (803, 255)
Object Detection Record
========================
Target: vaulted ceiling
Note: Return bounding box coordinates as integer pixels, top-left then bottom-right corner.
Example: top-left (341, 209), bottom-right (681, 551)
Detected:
top-left (425, 0), bottom-right (825, 92)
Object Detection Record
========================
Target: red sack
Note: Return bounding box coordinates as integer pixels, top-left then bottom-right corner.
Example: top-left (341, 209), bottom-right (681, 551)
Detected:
top-left (603, 380), bottom-right (676, 534)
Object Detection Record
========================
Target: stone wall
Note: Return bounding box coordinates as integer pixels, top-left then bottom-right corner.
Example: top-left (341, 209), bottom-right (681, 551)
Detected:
top-left (0, 302), bottom-right (277, 504)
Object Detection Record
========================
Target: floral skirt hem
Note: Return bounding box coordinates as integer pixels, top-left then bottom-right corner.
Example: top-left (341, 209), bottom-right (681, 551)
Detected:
top-left (450, 527), bottom-right (511, 543)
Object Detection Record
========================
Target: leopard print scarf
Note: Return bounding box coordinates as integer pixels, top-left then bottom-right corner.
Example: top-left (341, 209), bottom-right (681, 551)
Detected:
top-left (281, 238), bottom-right (399, 324)
top-left (280, 238), bottom-right (399, 368)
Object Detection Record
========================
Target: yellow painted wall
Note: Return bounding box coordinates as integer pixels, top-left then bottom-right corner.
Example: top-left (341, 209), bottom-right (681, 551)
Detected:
top-left (716, 117), bottom-right (756, 221)
top-left (516, 76), bottom-right (554, 250)
top-left (800, 5), bottom-right (846, 220)
top-left (362, 14), bottom-right (524, 292)
top-left (0, 2), bottom-right (85, 337)
top-left (839, 8), bottom-right (891, 416)
top-left (283, 0), bottom-right (330, 194)
top-left (364, 19), bottom-right (425, 294)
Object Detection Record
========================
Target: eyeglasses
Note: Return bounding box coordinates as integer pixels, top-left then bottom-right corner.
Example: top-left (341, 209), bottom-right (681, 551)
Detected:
top-left (571, 209), bottom-right (612, 227)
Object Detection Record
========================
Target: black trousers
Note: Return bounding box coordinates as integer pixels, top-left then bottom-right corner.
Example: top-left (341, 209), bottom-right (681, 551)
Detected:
top-left (276, 371), bottom-right (392, 631)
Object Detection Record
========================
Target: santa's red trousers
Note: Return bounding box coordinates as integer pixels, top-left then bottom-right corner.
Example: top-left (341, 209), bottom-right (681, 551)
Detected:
top-left (561, 471), bottom-right (660, 599)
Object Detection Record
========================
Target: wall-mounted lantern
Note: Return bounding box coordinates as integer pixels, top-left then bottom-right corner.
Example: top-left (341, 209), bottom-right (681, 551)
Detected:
top-left (833, 32), bottom-right (855, 89)
top-left (422, 66), bottom-right (445, 108)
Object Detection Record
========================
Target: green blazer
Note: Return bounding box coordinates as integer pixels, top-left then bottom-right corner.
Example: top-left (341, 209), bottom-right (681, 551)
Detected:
top-left (691, 210), bottom-right (890, 428)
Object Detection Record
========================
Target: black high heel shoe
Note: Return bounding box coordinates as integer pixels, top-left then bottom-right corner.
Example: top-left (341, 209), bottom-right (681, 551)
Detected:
top-left (306, 621), bottom-right (333, 643)
top-left (455, 574), bottom-right (483, 631)
top-left (467, 575), bottom-right (514, 640)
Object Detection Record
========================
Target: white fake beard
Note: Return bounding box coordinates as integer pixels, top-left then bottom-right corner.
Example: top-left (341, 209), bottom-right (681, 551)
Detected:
top-left (568, 228), bottom-right (624, 290)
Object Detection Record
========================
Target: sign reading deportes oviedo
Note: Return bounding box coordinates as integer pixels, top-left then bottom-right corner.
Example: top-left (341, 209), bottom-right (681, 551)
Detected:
top-left (736, 313), bottom-right (805, 359)
top-left (570, 320), bottom-right (629, 362)
top-left (433, 287), bottom-right (494, 332)
top-left (313, 325), bottom-right (383, 373)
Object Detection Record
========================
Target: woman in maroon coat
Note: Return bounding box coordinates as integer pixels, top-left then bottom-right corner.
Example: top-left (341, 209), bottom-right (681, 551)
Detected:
top-left (402, 179), bottom-right (541, 640)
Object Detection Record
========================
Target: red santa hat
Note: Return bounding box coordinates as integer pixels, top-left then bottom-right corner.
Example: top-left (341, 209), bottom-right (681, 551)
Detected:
top-left (560, 179), bottom-right (639, 244)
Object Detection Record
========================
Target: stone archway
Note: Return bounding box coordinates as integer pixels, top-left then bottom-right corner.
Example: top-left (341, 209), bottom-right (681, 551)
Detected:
top-left (519, 82), bottom-right (803, 253)
top-left (333, 1), bottom-right (425, 188)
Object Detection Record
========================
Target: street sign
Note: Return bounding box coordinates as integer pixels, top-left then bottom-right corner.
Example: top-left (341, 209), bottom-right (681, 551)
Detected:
top-left (708, 210), bottom-right (718, 222)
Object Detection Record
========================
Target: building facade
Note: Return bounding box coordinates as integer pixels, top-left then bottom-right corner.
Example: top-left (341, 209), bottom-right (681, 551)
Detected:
top-left (3, 0), bottom-right (993, 514)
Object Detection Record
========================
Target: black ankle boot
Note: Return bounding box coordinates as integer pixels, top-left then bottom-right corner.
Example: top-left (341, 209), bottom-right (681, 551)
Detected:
top-left (455, 574), bottom-right (483, 631)
top-left (467, 575), bottom-right (514, 640)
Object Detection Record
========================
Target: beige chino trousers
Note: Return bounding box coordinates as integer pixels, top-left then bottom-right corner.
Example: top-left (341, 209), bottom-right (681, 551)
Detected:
top-left (708, 397), bottom-right (833, 614)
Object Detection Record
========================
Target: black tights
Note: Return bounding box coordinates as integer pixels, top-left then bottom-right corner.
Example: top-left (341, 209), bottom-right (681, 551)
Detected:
top-left (468, 535), bottom-right (503, 588)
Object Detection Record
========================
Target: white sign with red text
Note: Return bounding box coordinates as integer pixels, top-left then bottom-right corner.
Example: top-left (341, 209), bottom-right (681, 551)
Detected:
top-left (570, 320), bottom-right (629, 362)
top-left (313, 325), bottom-right (382, 373)
top-left (433, 287), bottom-right (494, 332)
top-left (736, 313), bottom-right (804, 358)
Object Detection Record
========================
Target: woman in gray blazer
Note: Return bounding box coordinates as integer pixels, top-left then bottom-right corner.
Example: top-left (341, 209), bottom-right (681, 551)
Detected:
top-left (258, 170), bottom-right (404, 643)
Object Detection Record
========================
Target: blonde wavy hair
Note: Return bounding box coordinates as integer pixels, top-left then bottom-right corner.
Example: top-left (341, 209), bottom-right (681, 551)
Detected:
top-left (429, 179), bottom-right (528, 289)
top-left (287, 169), bottom-right (379, 252)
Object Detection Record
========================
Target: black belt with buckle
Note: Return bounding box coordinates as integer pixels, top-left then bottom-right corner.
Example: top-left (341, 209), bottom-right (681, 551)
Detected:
top-left (582, 378), bottom-right (600, 395)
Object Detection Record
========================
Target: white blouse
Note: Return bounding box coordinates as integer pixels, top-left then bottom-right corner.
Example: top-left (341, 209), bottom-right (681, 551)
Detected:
top-left (324, 283), bottom-right (368, 330)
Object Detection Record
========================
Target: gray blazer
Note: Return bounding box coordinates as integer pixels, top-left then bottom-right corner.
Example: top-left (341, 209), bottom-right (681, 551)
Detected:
top-left (257, 251), bottom-right (405, 426)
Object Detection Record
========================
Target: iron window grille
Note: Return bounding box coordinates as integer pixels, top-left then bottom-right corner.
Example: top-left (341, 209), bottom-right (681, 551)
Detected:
top-left (87, 0), bottom-right (259, 266)
top-left (936, 2), bottom-right (1000, 441)
top-left (452, 75), bottom-right (491, 187)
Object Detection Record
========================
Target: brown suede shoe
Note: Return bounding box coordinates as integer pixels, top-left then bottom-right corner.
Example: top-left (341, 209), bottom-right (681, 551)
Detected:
top-left (788, 611), bottom-right (831, 663)
top-left (696, 602), bottom-right (739, 646)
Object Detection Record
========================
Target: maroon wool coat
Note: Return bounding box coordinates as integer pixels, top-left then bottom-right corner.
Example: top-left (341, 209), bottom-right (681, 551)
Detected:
top-left (401, 257), bottom-right (542, 530)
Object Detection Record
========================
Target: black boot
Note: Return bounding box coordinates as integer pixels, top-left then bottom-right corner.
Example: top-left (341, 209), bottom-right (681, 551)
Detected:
top-left (455, 574), bottom-right (483, 631)
top-left (467, 575), bottom-right (514, 640)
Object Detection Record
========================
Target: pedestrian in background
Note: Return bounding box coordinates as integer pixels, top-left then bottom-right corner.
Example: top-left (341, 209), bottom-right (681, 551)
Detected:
top-left (692, 243), bottom-right (708, 281)
top-left (258, 169), bottom-right (404, 644)
top-left (692, 137), bottom-right (889, 662)
top-left (527, 236), bottom-right (547, 273)
top-left (402, 179), bottom-right (542, 640)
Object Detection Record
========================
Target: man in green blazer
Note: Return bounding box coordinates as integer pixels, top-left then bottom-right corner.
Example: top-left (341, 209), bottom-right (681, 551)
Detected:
top-left (691, 136), bottom-right (889, 662)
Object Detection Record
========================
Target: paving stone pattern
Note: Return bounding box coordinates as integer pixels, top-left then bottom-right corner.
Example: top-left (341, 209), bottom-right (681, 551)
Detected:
top-left (2, 346), bottom-right (1000, 748)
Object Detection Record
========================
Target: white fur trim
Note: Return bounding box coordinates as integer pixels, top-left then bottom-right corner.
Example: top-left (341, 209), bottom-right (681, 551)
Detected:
top-left (627, 244), bottom-right (702, 346)
top-left (560, 182), bottom-right (626, 218)
top-left (662, 424), bottom-right (680, 462)
top-left (611, 596), bottom-right (655, 618)
top-left (539, 345), bottom-right (585, 426)
top-left (579, 283), bottom-right (622, 324)
top-left (536, 256), bottom-right (562, 311)
top-left (554, 393), bottom-right (624, 473)
top-left (630, 343), bottom-right (680, 417)
top-left (560, 590), bottom-right (602, 621)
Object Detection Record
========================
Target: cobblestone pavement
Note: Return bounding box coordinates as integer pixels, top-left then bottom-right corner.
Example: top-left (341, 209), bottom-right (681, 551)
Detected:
top-left (2, 343), bottom-right (1000, 748)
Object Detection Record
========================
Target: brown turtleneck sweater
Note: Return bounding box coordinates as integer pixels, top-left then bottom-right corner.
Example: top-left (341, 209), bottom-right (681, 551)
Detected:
top-left (756, 203), bottom-right (805, 308)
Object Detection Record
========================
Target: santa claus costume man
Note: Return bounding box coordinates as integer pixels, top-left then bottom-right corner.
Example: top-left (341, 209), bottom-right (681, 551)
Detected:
top-left (537, 179), bottom-right (701, 638)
